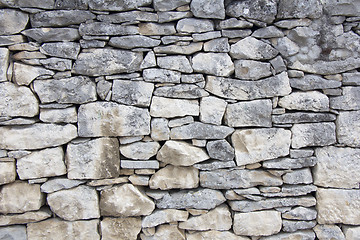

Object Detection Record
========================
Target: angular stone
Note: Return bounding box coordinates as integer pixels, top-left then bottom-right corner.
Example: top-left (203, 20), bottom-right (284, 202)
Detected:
top-left (343, 226), bottom-right (360, 240)
top-left (263, 157), bottom-right (317, 169)
top-left (79, 22), bottom-right (138, 36)
top-left (0, 82), bottom-right (38, 117)
top-left (98, 11), bottom-right (158, 23)
top-left (0, 9), bottom-right (28, 35)
top-left (230, 37), bottom-right (278, 60)
top-left (226, 0), bottom-right (277, 23)
top-left (283, 207), bottom-right (317, 221)
top-left (40, 177), bottom-right (85, 193)
top-left (13, 63), bottom-right (53, 86)
top-left (0, 225), bottom-right (26, 240)
top-left (181, 74), bottom-right (204, 83)
top-left (317, 188), bottom-right (360, 224)
top-left (0, 123), bottom-right (77, 150)
top-left (193, 31), bottom-right (221, 42)
top-left (40, 107), bottom-right (77, 123)
top-left (142, 209), bottom-right (188, 228)
top-left (206, 140), bottom-right (234, 161)
top-left (40, 42), bottom-right (80, 60)
top-left (272, 112), bottom-right (337, 124)
top-left (314, 225), bottom-right (345, 240)
top-left (73, 49), bottom-right (142, 76)
top-left (290, 75), bottom-right (341, 90)
top-left (161, 35), bottom-right (193, 45)
top-left (261, 230), bottom-right (316, 240)
top-left (27, 218), bottom-right (100, 240)
top-left (282, 168), bottom-right (313, 184)
top-left (270, 55), bottom-right (287, 73)
top-left (120, 141), bottom-right (160, 160)
top-left (0, 159), bottom-right (15, 185)
top-left (337, 110), bottom-right (360, 147)
top-left (275, 19), bottom-right (312, 29)
top-left (143, 68), bottom-right (181, 83)
top-left (17, 147), bottom-right (66, 180)
top-left (0, 35), bottom-right (25, 47)
top-left (140, 51), bottom-right (156, 69)
top-left (343, 72), bottom-right (360, 86)
top-left (282, 220), bottom-right (316, 232)
top-left (30, 10), bottom-right (95, 27)
top-left (205, 72), bottom-right (291, 100)
top-left (252, 26), bottom-right (284, 38)
top-left (179, 205), bottom-right (232, 231)
top-left (121, 160), bottom-right (159, 169)
top-left (232, 128), bottom-right (291, 165)
top-left (291, 123), bottom-right (336, 148)
top-left (194, 160), bottom-right (236, 171)
top-left (112, 80), bottom-right (153, 107)
top-left (330, 87), bottom-right (360, 110)
top-left (234, 60), bottom-right (272, 80)
top-left (151, 118), bottom-right (170, 141)
top-left (218, 18), bottom-right (253, 29)
top-left (170, 122), bottom-right (234, 140)
top-left (24, 27), bottom-right (79, 43)
top-left (177, 18), bottom-right (214, 33)
top-left (279, 91), bottom-right (329, 112)
top-left (156, 188), bottom-right (225, 210)
top-left (150, 96), bottom-right (199, 118)
top-left (89, 0), bottom-right (151, 11)
top-left (192, 53), bottom-right (234, 77)
top-left (225, 99), bottom-right (272, 127)
top-left (101, 217), bottom-right (141, 240)
top-left (149, 165), bottom-right (199, 190)
top-left (314, 146), bottom-right (360, 189)
top-left (0, 182), bottom-right (44, 214)
top-left (200, 169), bottom-right (282, 189)
top-left (0, 48), bottom-right (9, 82)
top-left (157, 55), bottom-right (193, 73)
top-left (40, 57), bottom-right (72, 71)
top-left (203, 37), bottom-right (230, 53)
top-left (34, 76), bottom-right (96, 104)
top-left (155, 84), bottom-right (208, 100)
top-left (272, 37), bottom-right (300, 57)
top-left (109, 35), bottom-right (161, 49)
top-left (200, 96), bottom-right (227, 125)
top-left (187, 230), bottom-right (248, 240)
top-left (190, 0), bottom-right (225, 19)
top-left (78, 102), bottom-right (150, 137)
top-left (141, 224), bottom-right (185, 240)
top-left (139, 23), bottom-right (176, 35)
top-left (154, 42), bottom-right (203, 55)
top-left (156, 140), bottom-right (209, 166)
top-left (0, 208), bottom-right (51, 226)
top-left (153, 0), bottom-right (190, 11)
top-left (100, 184), bottom-right (155, 217)
top-left (278, 0), bottom-right (322, 19)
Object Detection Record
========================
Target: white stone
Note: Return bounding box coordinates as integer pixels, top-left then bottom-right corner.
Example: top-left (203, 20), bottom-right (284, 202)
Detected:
top-left (150, 96), bottom-right (199, 118)
top-left (336, 110), bottom-right (360, 147)
top-left (151, 118), bottom-right (170, 141)
top-left (176, 18), bottom-right (214, 33)
top-left (13, 62), bottom-right (54, 86)
top-left (0, 209), bottom-right (51, 226)
top-left (101, 217), bottom-right (141, 240)
top-left (278, 91), bottom-right (329, 112)
top-left (200, 96), bottom-right (227, 125)
top-left (142, 209), bottom-right (188, 228)
top-left (192, 53), bottom-right (234, 77)
top-left (120, 141), bottom-right (160, 160)
top-left (40, 107), bottom-right (77, 123)
top-left (140, 224), bottom-right (185, 240)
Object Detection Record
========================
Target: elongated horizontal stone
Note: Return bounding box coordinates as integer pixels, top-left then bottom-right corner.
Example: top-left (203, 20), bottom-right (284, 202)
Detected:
top-left (89, 0), bottom-right (151, 11)
top-left (170, 122), bottom-right (234, 140)
top-left (200, 169), bottom-right (283, 189)
top-left (143, 68), bottom-right (181, 83)
top-left (40, 178), bottom-right (85, 193)
top-left (154, 42), bottom-right (203, 55)
top-left (226, 0), bottom-right (277, 23)
top-left (290, 75), bottom-right (341, 90)
top-left (278, 91), bottom-right (329, 112)
top-left (22, 28), bottom-right (79, 43)
top-left (73, 49), bottom-right (143, 76)
top-left (142, 209), bottom-right (188, 228)
top-left (230, 36), bottom-right (278, 60)
top-left (191, 0), bottom-right (225, 19)
top-left (0, 123), bottom-right (77, 150)
top-left (78, 102), bottom-right (150, 137)
top-left (120, 141), bottom-right (160, 160)
top-left (177, 18), bottom-right (214, 33)
top-left (234, 60), bottom-right (272, 80)
top-left (121, 160), bottom-right (159, 169)
top-left (139, 23), bottom-right (176, 35)
top-left (0, 208), bottom-right (51, 226)
top-left (187, 230), bottom-right (249, 240)
top-left (291, 122), bottom-right (336, 148)
top-left (98, 11), bottom-right (158, 23)
top-left (157, 55), bottom-right (193, 73)
top-left (154, 84), bottom-right (208, 99)
top-left (263, 157), bottom-right (317, 169)
top-left (79, 22), bottom-right (139, 36)
top-left (290, 58), bottom-right (360, 75)
top-left (192, 53), bottom-right (234, 77)
top-left (39, 57), bottom-right (72, 71)
top-left (272, 112), bottom-right (336, 124)
top-left (13, 62), bottom-right (54, 86)
top-left (109, 35), bottom-right (161, 49)
top-left (40, 42), bottom-right (80, 60)
top-left (101, 217), bottom-right (141, 240)
top-left (30, 10), bottom-right (95, 27)
top-left (262, 230), bottom-right (316, 240)
top-left (150, 96), bottom-right (199, 118)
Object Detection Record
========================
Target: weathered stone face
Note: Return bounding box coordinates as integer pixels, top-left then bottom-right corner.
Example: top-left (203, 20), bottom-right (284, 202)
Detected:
top-left (101, 217), bottom-right (141, 240)
top-left (291, 122), bottom-right (336, 148)
top-left (336, 110), bottom-right (360, 147)
top-left (150, 96), bottom-right (199, 118)
top-left (30, 10), bottom-right (96, 27)
top-left (13, 62), bottom-right (54, 86)
top-left (142, 209), bottom-right (188, 228)
top-left (0, 9), bottom-right (28, 35)
top-left (192, 53), bottom-right (234, 77)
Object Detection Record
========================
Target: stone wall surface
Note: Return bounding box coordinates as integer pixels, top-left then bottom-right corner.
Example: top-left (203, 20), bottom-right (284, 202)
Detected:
top-left (0, 0), bottom-right (359, 239)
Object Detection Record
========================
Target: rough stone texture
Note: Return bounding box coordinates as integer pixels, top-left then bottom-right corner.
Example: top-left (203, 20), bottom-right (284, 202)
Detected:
top-left (0, 209), bottom-right (51, 226)
top-left (282, 168), bottom-right (313, 185)
top-left (157, 55), bottom-right (193, 73)
top-left (120, 141), bottom-right (160, 160)
top-left (109, 35), bottom-right (161, 49)
top-left (190, 0), bottom-right (225, 19)
top-left (153, 0), bottom-right (190, 11)
top-left (278, 91), bottom-right (329, 112)
top-left (192, 53), bottom-right (234, 77)
top-left (112, 80), bottom-right (154, 107)
top-left (0, 225), bottom-right (26, 240)
top-left (142, 209), bottom-right (188, 228)
top-left (0, 48), bottom-right (9, 82)
top-left (141, 224), bottom-right (185, 240)
top-left (22, 28), bottom-right (80, 43)
top-left (230, 37), bottom-right (278, 60)
top-left (343, 226), bottom-right (360, 240)
top-left (282, 207), bottom-right (317, 221)
top-left (199, 96), bottom-right (227, 125)
top-left (40, 42), bottom-right (80, 60)
top-left (0, 9), bottom-right (28, 35)
top-left (336, 110), bottom-right (360, 147)
top-left (177, 18), bottom-right (214, 33)
top-left (206, 140), bottom-right (234, 161)
top-left (277, 0), bottom-right (323, 19)
top-left (232, 128), bottom-right (291, 165)
top-left (291, 123), bottom-right (336, 148)
top-left (151, 118), bottom-right (170, 141)
top-left (139, 23), bottom-right (176, 35)
top-left (143, 68), bottom-right (181, 83)
top-left (101, 217), bottom-right (141, 240)
top-left (234, 60), bottom-right (272, 80)
top-left (330, 87), bottom-right (360, 110)
top-left (290, 75), bottom-right (341, 91)
top-left (0, 159), bottom-right (15, 185)
top-left (40, 107), bottom-right (77, 123)
top-left (30, 10), bottom-right (95, 27)
top-left (272, 112), bottom-right (336, 124)
top-left (150, 96), bottom-right (199, 118)
top-left (263, 157), bottom-right (317, 169)
top-left (313, 225), bottom-right (345, 240)
top-left (187, 230), bottom-right (249, 240)
top-left (13, 62), bottom-right (54, 86)
top-left (66, 138), bottom-right (120, 180)
top-left (40, 178), bottom-right (85, 193)
top-left (170, 122), bottom-right (234, 140)
top-left (154, 84), bottom-right (209, 99)
top-left (88, 0), bottom-right (152, 11)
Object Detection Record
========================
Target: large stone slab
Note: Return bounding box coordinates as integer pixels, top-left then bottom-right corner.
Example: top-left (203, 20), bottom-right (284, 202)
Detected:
top-left (278, 91), bottom-right (329, 112)
top-left (33, 76), bottom-right (96, 104)
top-left (291, 123), bottom-right (336, 148)
top-left (0, 82), bottom-right (38, 117)
top-left (40, 42), bottom-right (80, 60)
top-left (0, 209), bottom-right (51, 226)
top-left (230, 36), bottom-right (278, 60)
top-left (314, 146), bottom-right (360, 189)
top-left (205, 72), bottom-right (291, 100)
top-left (109, 35), bottom-right (161, 49)
top-left (142, 209), bottom-right (188, 228)
top-left (191, 0), bottom-right (225, 19)
top-left (101, 217), bottom-right (141, 240)
top-left (78, 102), bottom-right (150, 137)
top-left (30, 10), bottom-right (95, 27)
top-left (226, 0), bottom-right (277, 23)
top-left (330, 87), bottom-right (360, 110)
top-left (89, 0), bottom-right (152, 11)
top-left (232, 128), bottom-right (291, 165)
top-left (0, 9), bottom-right (28, 35)
top-left (0, 48), bottom-right (9, 82)
top-left (13, 63), bottom-right (54, 86)
top-left (112, 80), bottom-right (154, 107)
top-left (0, 123), bottom-right (77, 150)
top-left (150, 96), bottom-right (199, 118)
top-left (234, 60), bottom-right (272, 80)
top-left (100, 184), bottom-right (155, 217)
top-left (73, 49), bottom-right (142, 76)
top-left (192, 53), bottom-right (234, 77)
top-left (317, 188), bottom-right (360, 224)
top-left (0, 182), bottom-right (44, 214)
top-left (66, 138), bottom-right (120, 180)
top-left (290, 74), bottom-right (341, 91)
top-left (120, 141), bottom-right (160, 160)
top-left (200, 169), bottom-right (283, 189)
top-left (336, 110), bottom-right (360, 147)
top-left (79, 22), bottom-right (139, 36)
top-left (170, 122), bottom-right (234, 140)
top-left (22, 28), bottom-right (80, 42)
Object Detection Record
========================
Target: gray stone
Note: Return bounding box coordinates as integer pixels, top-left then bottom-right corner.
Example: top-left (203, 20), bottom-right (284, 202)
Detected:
top-left (39, 57), bottom-right (72, 71)
top-left (0, 209), bottom-right (51, 226)
top-left (17, 147), bottom-right (66, 180)
top-left (73, 49), bottom-right (143, 76)
top-left (271, 37), bottom-right (300, 57)
top-left (270, 56), bottom-right (287, 74)
top-left (314, 146), bottom-right (360, 189)
top-left (151, 118), bottom-right (170, 141)
top-left (157, 55), bottom-right (193, 73)
top-left (112, 80), bottom-right (154, 107)
top-left (0, 9), bottom-right (28, 35)
top-left (283, 207), bottom-right (317, 221)
top-left (100, 184), bottom-right (155, 217)
top-left (0, 181), bottom-right (44, 214)
top-left (192, 53), bottom-right (234, 77)
top-left (282, 168), bottom-right (313, 184)
top-left (120, 141), bottom-right (160, 160)
top-left (66, 138), bottom-right (120, 180)
top-left (343, 226), bottom-right (360, 240)
top-left (79, 22), bottom-right (138, 36)
top-left (330, 87), bottom-right (360, 110)
top-left (261, 230), bottom-right (316, 240)
top-left (278, 91), bottom-right (329, 112)
top-left (150, 96), bottom-right (199, 118)
top-left (232, 128), bottom-right (291, 166)
top-left (217, 18), bottom-right (253, 29)
top-left (263, 157), bottom-right (317, 169)
top-left (0, 118), bottom-right (37, 126)
top-left (89, 0), bottom-right (152, 11)
top-left (156, 140), bottom-right (209, 166)
top-left (234, 60), bottom-right (272, 80)
top-left (140, 51), bottom-right (157, 69)
top-left (34, 76), bottom-right (96, 104)
top-left (154, 42), bottom-right (203, 55)
top-left (290, 75), bottom-right (341, 90)
top-left (0, 0), bottom-right (54, 8)
top-left (291, 122), bottom-right (336, 148)
top-left (279, 185), bottom-right (317, 197)
top-left (54, 0), bottom-right (89, 10)
top-left (0, 225), bottom-right (26, 240)
top-left (272, 112), bottom-right (337, 124)
top-left (153, 0), bottom-right (190, 11)
top-left (139, 23), bottom-right (176, 35)
top-left (317, 188), bottom-right (360, 224)
top-left (47, 185), bottom-right (100, 221)
top-left (192, 31), bottom-right (221, 42)
top-left (158, 11), bottom-right (192, 23)
top-left (0, 48), bottom-right (8, 82)
top-left (143, 68), bottom-right (181, 83)
top-left (200, 96), bottom-right (227, 125)
top-left (343, 72), bottom-right (360, 86)
top-left (101, 217), bottom-right (141, 240)
top-left (200, 169), bottom-right (282, 189)
top-left (176, 18), bottom-right (214, 33)
top-left (161, 35), bottom-right (193, 45)
top-left (0, 35), bottom-right (25, 47)
top-left (154, 84), bottom-right (208, 99)
top-left (206, 140), bottom-right (234, 161)
top-left (78, 102), bottom-right (150, 137)
top-left (142, 209), bottom-right (188, 228)
top-left (181, 74), bottom-right (204, 83)
top-left (203, 37), bottom-right (230, 53)
top-left (275, 19), bottom-right (312, 29)
top-left (169, 116), bottom-right (194, 128)
top-left (30, 10), bottom-right (95, 27)
top-left (194, 160), bottom-right (236, 171)
top-left (121, 160), bottom-right (159, 169)
top-left (314, 225), bottom-right (345, 240)
top-left (40, 177), bottom-right (85, 193)
top-left (225, 99), bottom-right (272, 127)
top-left (187, 230), bottom-right (249, 240)
top-left (337, 110), bottom-right (360, 147)
top-left (0, 82), bottom-right (39, 117)
top-left (0, 159), bottom-right (15, 185)
top-left (205, 72), bottom-right (291, 100)
top-left (40, 42), bottom-right (80, 60)
top-left (40, 107), bottom-right (77, 123)
top-left (0, 123), bottom-right (77, 150)
top-left (252, 26), bottom-right (284, 38)
top-left (222, 29), bottom-right (252, 38)
top-left (13, 63), bottom-right (54, 86)
top-left (170, 122), bottom-right (234, 140)
top-left (290, 149), bottom-right (314, 158)
top-left (190, 0), bottom-right (225, 19)
top-left (141, 224), bottom-right (185, 240)
top-left (109, 35), bottom-right (161, 49)
top-left (230, 37), bottom-right (278, 60)
top-left (277, 0), bottom-right (322, 19)
top-left (226, 0), bottom-right (277, 23)
top-left (98, 11), bottom-right (158, 23)
top-left (282, 220), bottom-right (317, 233)
top-left (156, 188), bottom-right (226, 210)
top-left (322, 0), bottom-right (360, 16)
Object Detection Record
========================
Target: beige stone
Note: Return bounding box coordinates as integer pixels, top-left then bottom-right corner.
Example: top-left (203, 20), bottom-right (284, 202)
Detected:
top-left (101, 217), bottom-right (141, 240)
top-left (142, 209), bottom-right (189, 228)
top-left (0, 159), bottom-right (16, 185)
top-left (156, 140), bottom-right (209, 166)
top-left (13, 62), bottom-right (54, 85)
top-left (140, 224), bottom-right (185, 240)
top-left (343, 226), bottom-right (360, 240)
top-left (187, 230), bottom-right (249, 240)
top-left (200, 96), bottom-right (227, 125)
top-left (149, 165), bottom-right (199, 190)
top-left (150, 96), bottom-right (199, 118)
top-left (233, 210), bottom-right (282, 236)
top-left (120, 141), bottom-right (160, 160)
top-left (0, 208), bottom-right (51, 226)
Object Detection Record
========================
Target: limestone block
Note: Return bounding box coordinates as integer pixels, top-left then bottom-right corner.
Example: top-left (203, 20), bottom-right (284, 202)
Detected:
top-left (142, 209), bottom-right (188, 228)
top-left (291, 122), bottom-right (336, 148)
top-left (101, 217), bottom-right (141, 240)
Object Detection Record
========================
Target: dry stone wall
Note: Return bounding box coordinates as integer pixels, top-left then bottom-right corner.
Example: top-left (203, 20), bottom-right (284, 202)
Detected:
top-left (0, 0), bottom-right (360, 239)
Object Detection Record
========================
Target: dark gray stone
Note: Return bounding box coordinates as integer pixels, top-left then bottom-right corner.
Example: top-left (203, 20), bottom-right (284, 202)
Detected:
top-left (112, 80), bottom-right (154, 107)
top-left (22, 28), bottom-right (80, 43)
top-left (206, 140), bottom-right (234, 161)
top-left (272, 112), bottom-right (337, 124)
top-left (88, 0), bottom-right (152, 11)
top-left (190, 0), bottom-right (225, 19)
top-left (291, 123), bottom-right (336, 149)
top-left (143, 68), bottom-right (181, 83)
top-left (170, 122), bottom-right (234, 140)
top-left (109, 36), bottom-right (161, 49)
